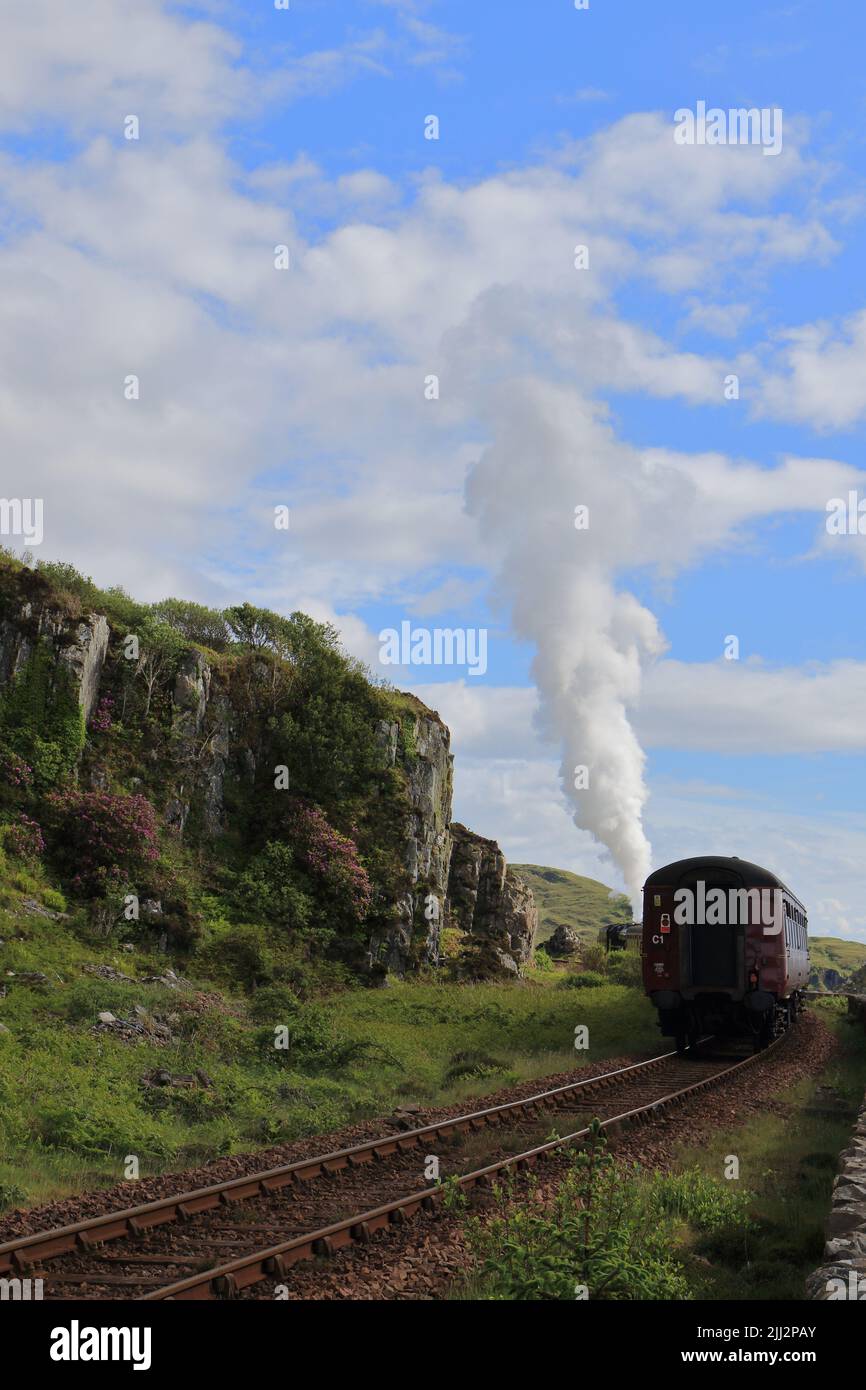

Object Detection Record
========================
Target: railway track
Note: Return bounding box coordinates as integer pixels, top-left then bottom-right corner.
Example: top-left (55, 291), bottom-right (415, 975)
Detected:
top-left (0, 1035), bottom-right (790, 1300)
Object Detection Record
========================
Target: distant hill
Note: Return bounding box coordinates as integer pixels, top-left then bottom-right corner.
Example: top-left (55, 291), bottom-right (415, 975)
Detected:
top-left (808, 937), bottom-right (866, 992)
top-left (511, 864), bottom-right (632, 945)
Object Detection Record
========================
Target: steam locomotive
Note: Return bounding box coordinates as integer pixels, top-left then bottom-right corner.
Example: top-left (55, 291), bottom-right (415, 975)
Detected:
top-left (641, 855), bottom-right (809, 1052)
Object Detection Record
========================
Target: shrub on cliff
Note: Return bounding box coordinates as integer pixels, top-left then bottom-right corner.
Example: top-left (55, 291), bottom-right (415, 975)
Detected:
top-left (283, 800), bottom-right (372, 927)
top-left (276, 670), bottom-right (384, 807)
top-left (128, 618), bottom-right (186, 719)
top-left (0, 745), bottom-right (35, 824)
top-left (0, 747), bottom-right (33, 791)
top-left (237, 841), bottom-right (313, 933)
top-left (228, 608), bottom-right (386, 810)
top-left (0, 646), bottom-right (85, 788)
top-left (223, 604), bottom-right (340, 663)
top-left (45, 789), bottom-right (160, 896)
top-left (2, 813), bottom-right (45, 861)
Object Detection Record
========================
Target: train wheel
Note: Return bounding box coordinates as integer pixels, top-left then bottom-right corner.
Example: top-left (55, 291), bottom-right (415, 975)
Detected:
top-left (675, 1031), bottom-right (688, 1055)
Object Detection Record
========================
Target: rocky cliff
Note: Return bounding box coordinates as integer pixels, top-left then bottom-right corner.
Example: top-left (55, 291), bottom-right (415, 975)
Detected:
top-left (371, 721), bottom-right (537, 975)
top-left (0, 597), bottom-right (108, 725)
top-left (0, 563), bottom-right (536, 978)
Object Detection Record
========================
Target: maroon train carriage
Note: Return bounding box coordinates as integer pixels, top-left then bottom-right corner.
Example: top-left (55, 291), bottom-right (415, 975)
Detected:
top-left (641, 855), bottom-right (809, 1053)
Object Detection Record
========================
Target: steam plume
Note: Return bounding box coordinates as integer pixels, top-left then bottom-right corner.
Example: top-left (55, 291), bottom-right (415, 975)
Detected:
top-left (466, 378), bottom-right (672, 908)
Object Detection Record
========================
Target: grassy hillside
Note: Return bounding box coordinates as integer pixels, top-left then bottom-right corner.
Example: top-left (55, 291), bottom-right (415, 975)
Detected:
top-left (809, 936), bottom-right (866, 990)
top-left (511, 864), bottom-right (632, 945)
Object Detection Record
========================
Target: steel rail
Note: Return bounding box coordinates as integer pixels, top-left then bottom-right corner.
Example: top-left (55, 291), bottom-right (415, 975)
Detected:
top-left (141, 1033), bottom-right (787, 1301)
top-left (0, 1046), bottom-right (682, 1274)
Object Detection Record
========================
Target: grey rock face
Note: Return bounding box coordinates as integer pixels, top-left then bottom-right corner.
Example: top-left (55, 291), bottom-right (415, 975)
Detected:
top-left (0, 601), bottom-right (36, 685)
top-left (173, 650), bottom-right (211, 730)
top-left (373, 712), bottom-right (537, 977)
top-left (0, 601), bottom-right (109, 726)
top-left (0, 578), bottom-right (537, 982)
top-left (167, 651), bottom-right (231, 836)
top-left (58, 615), bottom-right (109, 723)
top-left (444, 824), bottom-right (537, 975)
top-left (376, 710), bottom-right (454, 972)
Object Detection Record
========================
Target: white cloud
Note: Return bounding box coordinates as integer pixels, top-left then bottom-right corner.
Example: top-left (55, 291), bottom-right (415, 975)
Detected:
top-left (754, 310), bottom-right (866, 430)
top-left (421, 656), bottom-right (866, 760)
top-left (639, 658), bottom-right (866, 753)
top-left (0, 0), bottom-right (246, 134)
top-left (646, 787), bottom-right (866, 942)
top-left (2, 100), bottom-right (838, 615)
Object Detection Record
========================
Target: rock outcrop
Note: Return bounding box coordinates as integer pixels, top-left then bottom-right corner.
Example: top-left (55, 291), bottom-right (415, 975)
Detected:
top-left (810, 966), bottom-right (846, 992)
top-left (0, 598), bottom-right (108, 723)
top-left (445, 824), bottom-right (537, 976)
top-left (57, 617), bottom-right (110, 723)
top-left (547, 923), bottom-right (580, 956)
top-left (372, 724), bottom-right (537, 975)
top-left (375, 710), bottom-right (454, 971)
top-left (167, 651), bottom-right (231, 836)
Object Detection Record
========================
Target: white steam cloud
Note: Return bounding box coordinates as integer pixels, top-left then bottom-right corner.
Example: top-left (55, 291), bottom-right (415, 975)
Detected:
top-left (466, 378), bottom-right (681, 908)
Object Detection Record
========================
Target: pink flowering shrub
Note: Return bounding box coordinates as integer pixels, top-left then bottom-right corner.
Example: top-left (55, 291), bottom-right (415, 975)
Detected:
top-left (284, 799), bottom-right (372, 922)
top-left (0, 747), bottom-right (34, 789)
top-left (90, 695), bottom-right (114, 733)
top-left (4, 813), bottom-right (45, 860)
top-left (46, 789), bottom-right (160, 896)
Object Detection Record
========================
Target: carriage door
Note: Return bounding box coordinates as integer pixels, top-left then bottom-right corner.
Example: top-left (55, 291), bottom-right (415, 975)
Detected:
top-left (682, 868), bottom-right (741, 988)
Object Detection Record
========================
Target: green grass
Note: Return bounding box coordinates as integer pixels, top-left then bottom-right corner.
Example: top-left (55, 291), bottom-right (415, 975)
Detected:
top-left (511, 864), bottom-right (632, 945)
top-left (0, 877), bottom-right (660, 1211)
top-left (328, 974), bottom-right (658, 1105)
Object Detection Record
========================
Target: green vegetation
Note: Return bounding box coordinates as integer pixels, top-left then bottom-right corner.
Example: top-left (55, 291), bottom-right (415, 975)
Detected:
top-left (0, 863), bottom-right (659, 1209)
top-left (0, 646), bottom-right (85, 789)
top-left (6, 542), bottom-right (859, 1284)
top-left (512, 864), bottom-right (632, 945)
top-left (808, 936), bottom-right (866, 990)
top-left (453, 1003), bottom-right (866, 1301)
top-left (3, 553), bottom-right (643, 1210)
top-left (662, 1000), bottom-right (866, 1300)
top-left (455, 1121), bottom-right (750, 1300)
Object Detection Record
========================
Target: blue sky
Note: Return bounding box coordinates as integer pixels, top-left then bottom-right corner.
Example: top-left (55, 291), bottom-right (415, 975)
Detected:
top-left (4, 0), bottom-right (866, 936)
